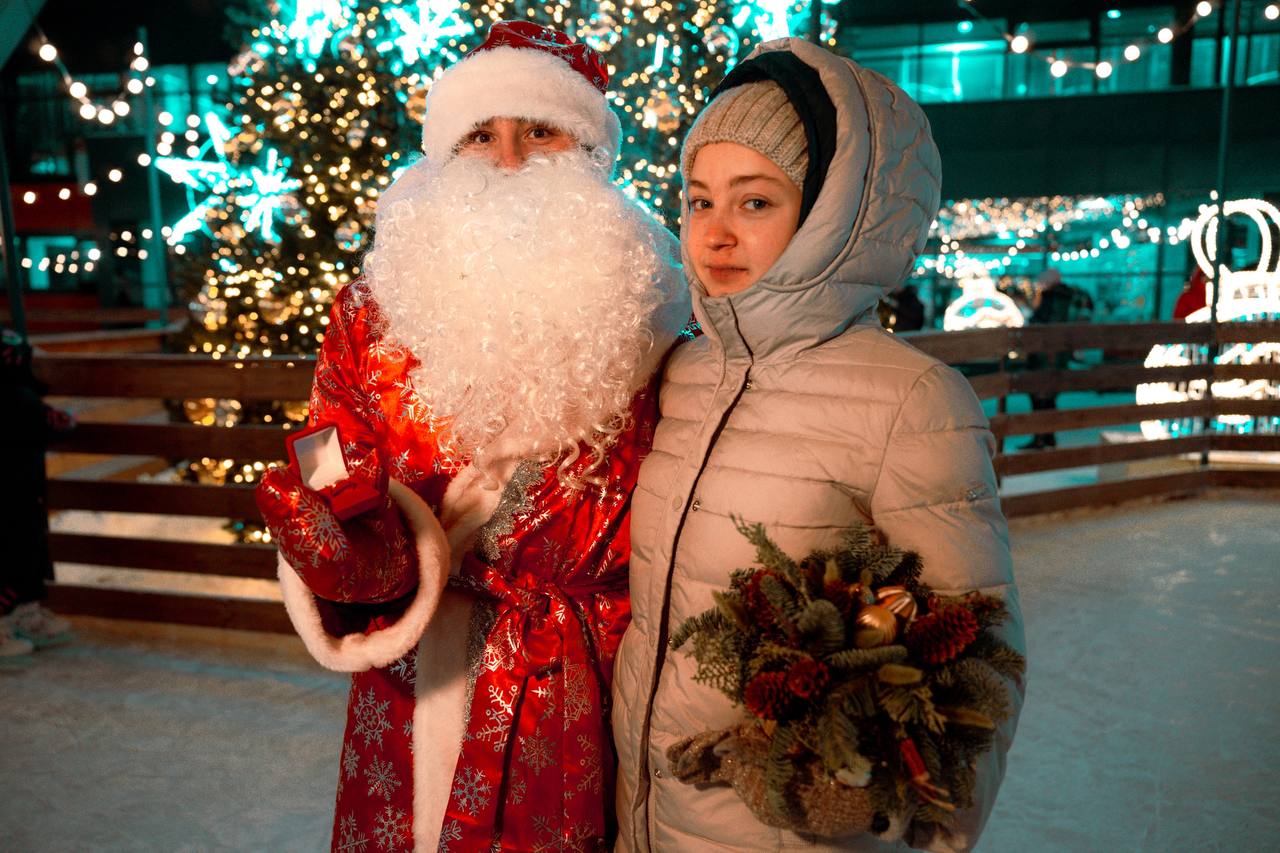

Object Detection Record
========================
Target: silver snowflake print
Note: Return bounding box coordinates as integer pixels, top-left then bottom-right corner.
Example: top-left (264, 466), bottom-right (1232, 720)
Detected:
top-left (342, 743), bottom-right (360, 780)
top-left (575, 734), bottom-right (602, 796)
top-left (450, 765), bottom-right (493, 817)
top-left (508, 777), bottom-right (527, 805)
top-left (353, 688), bottom-right (393, 749)
top-left (388, 652), bottom-right (417, 687)
top-left (437, 818), bottom-right (463, 852)
top-left (402, 717), bottom-right (414, 742)
top-left (372, 804), bottom-right (409, 851)
top-left (389, 448), bottom-right (424, 484)
top-left (481, 621), bottom-right (521, 673)
top-left (532, 814), bottom-right (597, 853)
top-left (337, 813), bottom-right (369, 852)
top-left (296, 490), bottom-right (348, 560)
top-left (518, 728), bottom-right (555, 777)
top-left (364, 755), bottom-right (402, 801)
top-left (561, 660), bottom-right (592, 729)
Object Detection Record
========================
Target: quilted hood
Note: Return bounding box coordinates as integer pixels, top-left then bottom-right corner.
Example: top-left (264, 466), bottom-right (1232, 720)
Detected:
top-left (682, 39), bottom-right (941, 363)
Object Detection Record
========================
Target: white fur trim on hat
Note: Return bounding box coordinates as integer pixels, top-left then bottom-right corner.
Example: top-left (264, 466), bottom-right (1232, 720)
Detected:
top-left (420, 46), bottom-right (621, 169)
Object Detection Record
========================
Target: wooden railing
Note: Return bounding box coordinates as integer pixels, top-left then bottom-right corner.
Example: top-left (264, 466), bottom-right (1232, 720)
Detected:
top-left (906, 320), bottom-right (1280, 517)
top-left (36, 355), bottom-right (312, 633)
top-left (32, 320), bottom-right (1280, 632)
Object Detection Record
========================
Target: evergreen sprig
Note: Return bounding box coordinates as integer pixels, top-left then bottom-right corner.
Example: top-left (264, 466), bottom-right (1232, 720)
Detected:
top-left (669, 520), bottom-right (1025, 839)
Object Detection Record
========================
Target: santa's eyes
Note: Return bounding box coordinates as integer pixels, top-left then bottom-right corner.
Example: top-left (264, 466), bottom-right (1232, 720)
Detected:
top-left (459, 125), bottom-right (560, 147)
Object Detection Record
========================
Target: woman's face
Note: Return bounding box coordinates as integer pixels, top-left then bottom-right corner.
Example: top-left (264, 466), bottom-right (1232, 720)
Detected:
top-left (685, 142), bottom-right (802, 297)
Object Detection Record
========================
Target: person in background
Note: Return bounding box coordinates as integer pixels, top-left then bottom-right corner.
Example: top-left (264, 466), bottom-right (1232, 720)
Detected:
top-left (1020, 268), bottom-right (1075, 450)
top-left (1173, 267), bottom-right (1208, 320)
top-left (0, 327), bottom-right (75, 658)
top-left (891, 283), bottom-right (926, 332)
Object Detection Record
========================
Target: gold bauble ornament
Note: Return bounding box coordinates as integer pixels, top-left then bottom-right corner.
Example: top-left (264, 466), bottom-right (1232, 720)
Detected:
top-left (876, 586), bottom-right (918, 624)
top-left (853, 604), bottom-right (898, 648)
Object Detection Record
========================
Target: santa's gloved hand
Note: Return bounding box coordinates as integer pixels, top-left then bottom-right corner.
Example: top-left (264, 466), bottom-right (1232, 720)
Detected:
top-left (256, 441), bottom-right (418, 604)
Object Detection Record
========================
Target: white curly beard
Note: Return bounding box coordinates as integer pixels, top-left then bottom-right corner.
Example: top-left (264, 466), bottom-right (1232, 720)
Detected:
top-left (364, 149), bottom-right (682, 478)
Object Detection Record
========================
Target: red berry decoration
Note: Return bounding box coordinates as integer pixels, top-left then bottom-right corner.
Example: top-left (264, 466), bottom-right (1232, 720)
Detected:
top-left (744, 671), bottom-right (794, 720)
top-left (742, 571), bottom-right (780, 628)
top-left (786, 658), bottom-right (830, 700)
top-left (906, 604), bottom-right (980, 665)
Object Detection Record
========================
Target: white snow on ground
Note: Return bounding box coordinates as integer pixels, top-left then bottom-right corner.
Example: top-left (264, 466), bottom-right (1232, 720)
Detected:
top-left (3, 494), bottom-right (1277, 850)
top-left (981, 494), bottom-right (1280, 852)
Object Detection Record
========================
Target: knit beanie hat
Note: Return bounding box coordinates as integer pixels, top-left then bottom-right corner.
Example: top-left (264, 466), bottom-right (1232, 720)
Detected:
top-left (681, 80), bottom-right (809, 191)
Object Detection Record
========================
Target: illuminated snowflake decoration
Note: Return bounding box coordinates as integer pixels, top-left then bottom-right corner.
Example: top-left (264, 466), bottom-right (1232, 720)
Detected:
top-left (1138, 198), bottom-right (1280, 441)
top-left (154, 112), bottom-right (302, 246)
top-left (385, 0), bottom-right (472, 65)
top-left (276, 0), bottom-right (472, 69)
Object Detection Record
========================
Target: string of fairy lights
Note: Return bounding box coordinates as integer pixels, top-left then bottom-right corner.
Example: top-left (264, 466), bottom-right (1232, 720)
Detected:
top-left (961, 0), bottom-right (1280, 80)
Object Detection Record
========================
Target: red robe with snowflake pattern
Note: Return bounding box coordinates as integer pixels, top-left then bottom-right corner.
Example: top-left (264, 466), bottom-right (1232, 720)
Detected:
top-left (285, 281), bottom-right (658, 852)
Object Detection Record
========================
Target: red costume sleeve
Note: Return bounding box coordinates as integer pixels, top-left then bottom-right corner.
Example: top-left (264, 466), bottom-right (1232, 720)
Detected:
top-left (258, 283), bottom-right (420, 606)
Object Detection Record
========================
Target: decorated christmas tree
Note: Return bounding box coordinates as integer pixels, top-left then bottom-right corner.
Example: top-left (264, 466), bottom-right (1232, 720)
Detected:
top-left (156, 0), bottom-right (825, 489)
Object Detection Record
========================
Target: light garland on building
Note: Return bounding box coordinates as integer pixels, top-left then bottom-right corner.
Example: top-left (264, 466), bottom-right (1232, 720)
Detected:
top-left (1138, 197), bottom-right (1280, 440)
top-left (32, 29), bottom-right (155, 126)
top-left (962, 1), bottom-right (1276, 79)
top-left (922, 193), bottom-right (1164, 277)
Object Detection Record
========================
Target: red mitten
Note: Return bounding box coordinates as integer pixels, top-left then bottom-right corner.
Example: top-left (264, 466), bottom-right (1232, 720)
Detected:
top-left (256, 429), bottom-right (418, 604)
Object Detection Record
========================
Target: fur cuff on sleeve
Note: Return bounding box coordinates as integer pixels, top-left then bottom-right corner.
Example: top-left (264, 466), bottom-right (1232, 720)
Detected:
top-left (278, 479), bottom-right (451, 672)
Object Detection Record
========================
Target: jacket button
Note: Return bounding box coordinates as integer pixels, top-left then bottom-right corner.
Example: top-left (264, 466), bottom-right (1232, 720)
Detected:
top-left (690, 499), bottom-right (701, 512)
top-left (744, 380), bottom-right (754, 390)
top-left (653, 767), bottom-right (664, 779)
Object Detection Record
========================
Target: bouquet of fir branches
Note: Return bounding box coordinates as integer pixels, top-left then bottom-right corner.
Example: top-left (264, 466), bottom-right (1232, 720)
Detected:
top-left (666, 521), bottom-right (1024, 840)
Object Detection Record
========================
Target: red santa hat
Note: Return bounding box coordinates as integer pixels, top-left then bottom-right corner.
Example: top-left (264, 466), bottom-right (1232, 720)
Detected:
top-left (420, 21), bottom-right (621, 168)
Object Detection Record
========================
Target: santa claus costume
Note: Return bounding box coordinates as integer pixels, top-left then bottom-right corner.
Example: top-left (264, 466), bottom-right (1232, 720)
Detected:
top-left (256, 22), bottom-right (688, 853)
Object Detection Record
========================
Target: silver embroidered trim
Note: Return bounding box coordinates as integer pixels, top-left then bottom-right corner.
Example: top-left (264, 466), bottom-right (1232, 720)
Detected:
top-left (472, 460), bottom-right (543, 563)
top-left (462, 601), bottom-right (497, 718)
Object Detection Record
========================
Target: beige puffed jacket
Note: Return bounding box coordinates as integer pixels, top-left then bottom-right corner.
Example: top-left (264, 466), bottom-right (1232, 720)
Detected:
top-left (612, 38), bottom-right (1025, 853)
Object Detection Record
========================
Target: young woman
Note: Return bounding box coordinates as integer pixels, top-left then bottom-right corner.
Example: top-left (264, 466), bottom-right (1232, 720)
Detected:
top-left (612, 39), bottom-right (1025, 852)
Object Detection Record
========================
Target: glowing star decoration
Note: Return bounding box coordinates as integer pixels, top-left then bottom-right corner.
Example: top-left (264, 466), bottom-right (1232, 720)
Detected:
top-left (386, 0), bottom-right (471, 65)
top-left (943, 264), bottom-right (1027, 330)
top-left (1138, 198), bottom-right (1280, 441)
top-left (154, 112), bottom-right (302, 245)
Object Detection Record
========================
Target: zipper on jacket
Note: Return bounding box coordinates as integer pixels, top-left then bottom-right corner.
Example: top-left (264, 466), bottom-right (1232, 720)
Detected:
top-left (632, 367), bottom-right (751, 850)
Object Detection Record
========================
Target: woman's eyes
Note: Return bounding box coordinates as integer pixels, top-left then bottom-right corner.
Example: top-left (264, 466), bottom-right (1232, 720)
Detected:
top-left (688, 197), bottom-right (772, 212)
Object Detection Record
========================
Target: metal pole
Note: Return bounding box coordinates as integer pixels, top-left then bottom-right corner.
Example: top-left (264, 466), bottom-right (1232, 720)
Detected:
top-left (1202, 0), bottom-right (1242, 465)
top-left (138, 26), bottom-right (169, 324)
top-left (807, 1), bottom-right (822, 45)
top-left (0, 100), bottom-right (26, 341)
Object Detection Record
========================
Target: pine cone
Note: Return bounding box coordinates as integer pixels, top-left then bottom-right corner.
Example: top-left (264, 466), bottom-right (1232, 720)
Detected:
top-left (906, 604), bottom-right (979, 665)
top-left (742, 571), bottom-right (780, 631)
top-left (744, 671), bottom-right (794, 720)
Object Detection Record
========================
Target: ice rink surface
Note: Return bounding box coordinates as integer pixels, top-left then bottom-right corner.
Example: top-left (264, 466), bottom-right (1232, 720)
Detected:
top-left (3, 494), bottom-right (1277, 851)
